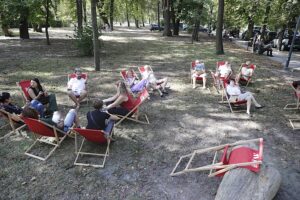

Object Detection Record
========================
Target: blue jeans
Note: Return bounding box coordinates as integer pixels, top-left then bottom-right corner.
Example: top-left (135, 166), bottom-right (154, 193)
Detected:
top-left (104, 120), bottom-right (114, 135)
top-left (30, 100), bottom-right (45, 117)
top-left (63, 109), bottom-right (77, 132)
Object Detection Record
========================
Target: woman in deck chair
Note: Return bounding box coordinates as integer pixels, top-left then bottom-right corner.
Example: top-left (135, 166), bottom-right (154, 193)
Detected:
top-left (125, 68), bottom-right (148, 94)
top-left (103, 81), bottom-right (133, 116)
top-left (226, 79), bottom-right (264, 115)
top-left (86, 99), bottom-right (119, 135)
top-left (0, 92), bottom-right (44, 121)
top-left (27, 78), bottom-right (58, 116)
top-left (215, 61), bottom-right (232, 80)
top-left (142, 65), bottom-right (168, 97)
top-left (236, 61), bottom-right (254, 83)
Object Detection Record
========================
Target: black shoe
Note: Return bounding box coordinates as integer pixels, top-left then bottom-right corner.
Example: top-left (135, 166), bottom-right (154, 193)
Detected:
top-left (162, 91), bottom-right (168, 94)
top-left (255, 105), bottom-right (265, 109)
top-left (160, 94), bottom-right (164, 98)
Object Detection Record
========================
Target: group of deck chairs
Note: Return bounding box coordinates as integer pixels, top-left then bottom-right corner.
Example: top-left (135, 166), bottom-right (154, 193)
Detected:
top-left (0, 67), bottom-right (162, 167)
top-left (169, 61), bottom-right (300, 178)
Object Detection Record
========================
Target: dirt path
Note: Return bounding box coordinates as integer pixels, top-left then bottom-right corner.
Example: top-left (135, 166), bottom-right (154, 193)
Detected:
top-left (0, 27), bottom-right (299, 200)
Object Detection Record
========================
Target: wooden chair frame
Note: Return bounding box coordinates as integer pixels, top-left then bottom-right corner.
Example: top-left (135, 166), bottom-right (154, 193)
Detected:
top-left (24, 119), bottom-right (68, 161)
top-left (284, 83), bottom-right (300, 110)
top-left (219, 82), bottom-right (247, 113)
top-left (0, 109), bottom-right (26, 140)
top-left (288, 118), bottom-right (300, 130)
top-left (72, 128), bottom-right (114, 168)
top-left (237, 64), bottom-right (256, 87)
top-left (170, 138), bottom-right (263, 177)
top-left (67, 73), bottom-right (90, 105)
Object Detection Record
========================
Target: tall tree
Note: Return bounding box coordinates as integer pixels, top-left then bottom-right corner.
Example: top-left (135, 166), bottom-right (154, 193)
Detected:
top-left (82, 0), bottom-right (87, 24)
top-left (216, 0), bottom-right (224, 54)
top-left (157, 0), bottom-right (160, 29)
top-left (173, 0), bottom-right (183, 36)
top-left (45, 0), bottom-right (50, 45)
top-left (163, 0), bottom-right (172, 36)
top-left (91, 0), bottom-right (100, 71)
top-left (19, 5), bottom-right (30, 39)
top-left (109, 0), bottom-right (114, 31)
top-left (76, 0), bottom-right (83, 33)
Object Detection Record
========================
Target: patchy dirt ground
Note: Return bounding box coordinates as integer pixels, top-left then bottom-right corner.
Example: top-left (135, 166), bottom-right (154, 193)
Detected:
top-left (0, 27), bottom-right (299, 200)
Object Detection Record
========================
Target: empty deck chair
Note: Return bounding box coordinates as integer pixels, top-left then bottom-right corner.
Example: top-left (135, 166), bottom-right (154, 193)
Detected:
top-left (284, 81), bottom-right (300, 130)
top-left (170, 138), bottom-right (263, 177)
top-left (16, 80), bottom-right (31, 104)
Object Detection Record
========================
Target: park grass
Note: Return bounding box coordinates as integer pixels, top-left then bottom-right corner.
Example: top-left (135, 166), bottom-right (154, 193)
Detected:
top-left (0, 28), bottom-right (299, 199)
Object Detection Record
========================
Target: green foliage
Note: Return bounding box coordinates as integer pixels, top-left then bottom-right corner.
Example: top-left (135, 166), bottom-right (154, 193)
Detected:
top-left (73, 25), bottom-right (95, 56)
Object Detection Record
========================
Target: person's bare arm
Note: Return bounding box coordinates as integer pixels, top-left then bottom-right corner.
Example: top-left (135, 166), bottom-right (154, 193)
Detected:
top-left (109, 114), bottom-right (120, 120)
top-left (103, 93), bottom-right (119, 104)
top-left (105, 95), bottom-right (127, 110)
top-left (28, 88), bottom-right (42, 100)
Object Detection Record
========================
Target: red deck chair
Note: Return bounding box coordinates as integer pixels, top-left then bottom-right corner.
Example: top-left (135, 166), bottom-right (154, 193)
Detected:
top-left (72, 127), bottom-right (114, 168)
top-left (238, 63), bottom-right (256, 87)
top-left (0, 109), bottom-right (26, 139)
top-left (284, 81), bottom-right (300, 130)
top-left (16, 80), bottom-right (31, 104)
top-left (170, 138), bottom-right (263, 177)
top-left (138, 65), bottom-right (163, 87)
top-left (22, 117), bottom-right (68, 161)
top-left (211, 61), bottom-right (232, 92)
top-left (190, 61), bottom-right (205, 85)
top-left (67, 73), bottom-right (89, 104)
top-left (114, 88), bottom-right (150, 126)
top-left (220, 81), bottom-right (247, 113)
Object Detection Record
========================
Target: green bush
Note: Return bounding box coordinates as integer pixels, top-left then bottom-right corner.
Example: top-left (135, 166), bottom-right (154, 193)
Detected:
top-left (73, 26), bottom-right (94, 56)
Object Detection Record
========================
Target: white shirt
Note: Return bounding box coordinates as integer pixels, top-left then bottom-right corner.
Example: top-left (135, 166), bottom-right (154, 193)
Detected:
top-left (68, 78), bottom-right (86, 93)
top-left (226, 84), bottom-right (241, 96)
top-left (241, 67), bottom-right (253, 77)
top-left (219, 64), bottom-right (231, 76)
top-left (142, 71), bottom-right (156, 83)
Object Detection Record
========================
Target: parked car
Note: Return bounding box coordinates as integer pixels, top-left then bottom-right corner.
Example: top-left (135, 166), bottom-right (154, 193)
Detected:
top-left (150, 24), bottom-right (163, 31)
top-left (272, 30), bottom-right (300, 51)
top-left (199, 26), bottom-right (208, 32)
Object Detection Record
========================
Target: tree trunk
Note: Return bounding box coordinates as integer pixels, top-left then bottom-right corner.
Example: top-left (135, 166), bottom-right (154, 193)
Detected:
top-left (141, 11), bottom-right (145, 27)
top-left (1, 14), bottom-right (12, 37)
top-left (83, 0), bottom-right (87, 24)
top-left (171, 0), bottom-right (176, 35)
top-left (76, 0), bottom-right (83, 33)
top-left (19, 7), bottom-right (30, 39)
top-left (109, 0), bottom-right (114, 31)
top-left (216, 0), bottom-right (224, 54)
top-left (97, 0), bottom-right (110, 27)
top-left (246, 17), bottom-right (254, 40)
top-left (208, 4), bottom-right (214, 35)
top-left (173, 0), bottom-right (182, 36)
top-left (162, 0), bottom-right (172, 36)
top-left (45, 0), bottom-right (50, 45)
top-left (37, 24), bottom-right (43, 32)
top-left (215, 165), bottom-right (281, 200)
top-left (261, 0), bottom-right (271, 41)
top-left (192, 20), bottom-right (200, 41)
top-left (135, 18), bottom-right (139, 28)
top-left (125, 2), bottom-right (130, 27)
top-left (91, 0), bottom-right (100, 71)
top-left (157, 1), bottom-right (160, 30)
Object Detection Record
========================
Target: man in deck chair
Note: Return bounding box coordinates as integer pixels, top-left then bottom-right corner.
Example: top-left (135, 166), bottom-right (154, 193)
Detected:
top-left (86, 99), bottom-right (119, 136)
top-left (191, 60), bottom-right (207, 89)
top-left (142, 65), bottom-right (168, 97)
top-left (226, 79), bottom-right (264, 115)
top-left (67, 68), bottom-right (88, 108)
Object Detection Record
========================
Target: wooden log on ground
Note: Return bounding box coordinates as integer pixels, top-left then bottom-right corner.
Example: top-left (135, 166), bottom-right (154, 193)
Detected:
top-left (215, 164), bottom-right (281, 200)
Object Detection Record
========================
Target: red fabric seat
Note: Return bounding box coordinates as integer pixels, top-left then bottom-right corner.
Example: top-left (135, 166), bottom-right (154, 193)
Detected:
top-left (17, 80), bottom-right (31, 103)
top-left (72, 128), bottom-right (108, 144)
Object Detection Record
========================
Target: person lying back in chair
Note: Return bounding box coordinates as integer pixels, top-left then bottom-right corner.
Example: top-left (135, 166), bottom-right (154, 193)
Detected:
top-left (192, 60), bottom-right (207, 89)
top-left (226, 79), bottom-right (264, 115)
top-left (142, 65), bottom-right (168, 97)
top-left (67, 68), bottom-right (88, 108)
top-left (86, 99), bottom-right (119, 136)
top-left (125, 68), bottom-right (148, 94)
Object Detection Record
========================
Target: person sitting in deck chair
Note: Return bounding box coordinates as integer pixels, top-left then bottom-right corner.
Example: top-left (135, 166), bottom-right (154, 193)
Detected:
top-left (226, 79), bottom-right (264, 115)
top-left (27, 78), bottom-right (57, 116)
top-left (67, 68), bottom-right (88, 108)
top-left (0, 92), bottom-right (44, 121)
top-left (86, 99), bottom-right (119, 136)
top-left (125, 68), bottom-right (148, 94)
top-left (142, 65), bottom-right (168, 97)
top-left (22, 105), bottom-right (80, 133)
top-left (235, 61), bottom-right (254, 83)
top-left (103, 81), bottom-right (133, 116)
top-left (216, 61), bottom-right (232, 80)
top-left (191, 60), bottom-right (207, 89)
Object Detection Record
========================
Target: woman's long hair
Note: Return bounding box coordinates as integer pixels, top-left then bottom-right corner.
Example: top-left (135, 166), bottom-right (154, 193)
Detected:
top-left (118, 81), bottom-right (128, 95)
top-left (32, 78), bottom-right (44, 92)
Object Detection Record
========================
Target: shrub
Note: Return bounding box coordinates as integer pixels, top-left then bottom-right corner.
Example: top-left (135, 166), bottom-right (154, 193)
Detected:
top-left (73, 25), bottom-right (94, 56)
